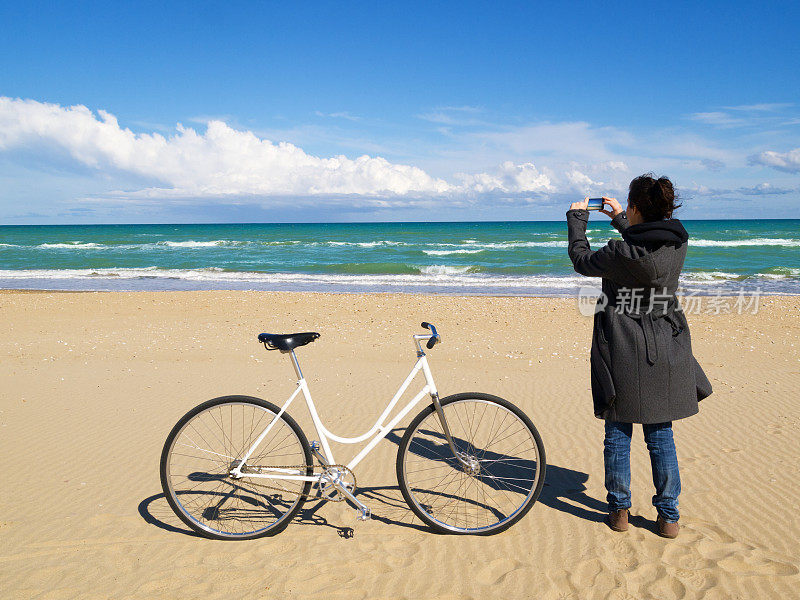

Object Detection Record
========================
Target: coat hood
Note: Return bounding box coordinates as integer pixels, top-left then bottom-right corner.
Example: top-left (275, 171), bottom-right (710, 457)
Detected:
top-left (621, 219), bottom-right (689, 246)
top-left (615, 219), bottom-right (689, 288)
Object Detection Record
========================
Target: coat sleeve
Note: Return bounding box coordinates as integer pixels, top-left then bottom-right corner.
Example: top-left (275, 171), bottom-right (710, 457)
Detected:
top-left (567, 209), bottom-right (619, 278)
top-left (611, 212), bottom-right (630, 232)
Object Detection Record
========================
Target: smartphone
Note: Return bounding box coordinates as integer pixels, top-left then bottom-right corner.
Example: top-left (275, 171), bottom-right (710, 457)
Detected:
top-left (587, 198), bottom-right (605, 211)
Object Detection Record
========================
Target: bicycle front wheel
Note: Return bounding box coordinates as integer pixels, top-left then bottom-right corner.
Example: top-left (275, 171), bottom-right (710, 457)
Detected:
top-left (397, 393), bottom-right (545, 535)
top-left (160, 395), bottom-right (313, 540)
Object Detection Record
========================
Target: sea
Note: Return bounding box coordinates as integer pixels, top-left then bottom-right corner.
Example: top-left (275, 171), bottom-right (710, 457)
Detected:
top-left (0, 220), bottom-right (798, 296)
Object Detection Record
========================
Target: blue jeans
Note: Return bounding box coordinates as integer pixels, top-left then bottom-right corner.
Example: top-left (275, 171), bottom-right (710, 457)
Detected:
top-left (604, 421), bottom-right (681, 522)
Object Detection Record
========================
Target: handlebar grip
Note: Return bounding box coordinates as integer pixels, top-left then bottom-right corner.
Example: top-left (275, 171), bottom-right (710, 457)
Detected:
top-left (422, 322), bottom-right (439, 348)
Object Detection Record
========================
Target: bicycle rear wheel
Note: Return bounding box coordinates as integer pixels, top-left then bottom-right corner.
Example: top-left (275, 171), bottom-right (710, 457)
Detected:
top-left (160, 395), bottom-right (312, 540)
top-left (397, 393), bottom-right (545, 535)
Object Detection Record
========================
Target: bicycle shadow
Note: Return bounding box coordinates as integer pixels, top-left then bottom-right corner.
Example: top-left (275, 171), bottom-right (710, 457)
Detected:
top-left (381, 428), bottom-right (609, 526)
top-left (138, 492), bottom-right (360, 539)
top-left (139, 428), bottom-right (610, 538)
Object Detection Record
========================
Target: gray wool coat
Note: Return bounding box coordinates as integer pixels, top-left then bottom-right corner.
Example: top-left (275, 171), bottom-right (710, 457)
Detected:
top-left (567, 208), bottom-right (713, 424)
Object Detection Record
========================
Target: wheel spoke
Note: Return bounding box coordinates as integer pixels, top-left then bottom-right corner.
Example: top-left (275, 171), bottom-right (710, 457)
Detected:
top-left (401, 397), bottom-right (543, 533)
top-left (163, 400), bottom-right (309, 539)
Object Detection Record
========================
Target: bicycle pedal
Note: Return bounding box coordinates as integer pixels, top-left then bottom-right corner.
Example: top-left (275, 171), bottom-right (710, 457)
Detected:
top-left (356, 506), bottom-right (371, 522)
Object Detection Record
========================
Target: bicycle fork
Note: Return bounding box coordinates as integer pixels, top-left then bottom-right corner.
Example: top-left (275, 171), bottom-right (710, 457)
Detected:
top-left (418, 351), bottom-right (474, 473)
top-left (431, 392), bottom-right (478, 474)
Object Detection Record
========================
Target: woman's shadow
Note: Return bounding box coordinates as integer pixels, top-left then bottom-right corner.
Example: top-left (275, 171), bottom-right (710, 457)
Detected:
top-left (139, 428), bottom-right (613, 537)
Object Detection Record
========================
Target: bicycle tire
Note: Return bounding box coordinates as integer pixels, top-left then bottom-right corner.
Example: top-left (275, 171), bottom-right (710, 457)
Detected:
top-left (397, 392), bottom-right (546, 535)
top-left (160, 395), bottom-right (313, 540)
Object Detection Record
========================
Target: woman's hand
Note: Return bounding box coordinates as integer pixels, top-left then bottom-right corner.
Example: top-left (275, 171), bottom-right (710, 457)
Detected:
top-left (599, 197), bottom-right (624, 218)
top-left (570, 197), bottom-right (589, 211)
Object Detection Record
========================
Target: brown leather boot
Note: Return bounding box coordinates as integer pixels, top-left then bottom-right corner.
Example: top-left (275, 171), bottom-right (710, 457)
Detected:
top-left (607, 509), bottom-right (629, 532)
top-left (657, 516), bottom-right (679, 538)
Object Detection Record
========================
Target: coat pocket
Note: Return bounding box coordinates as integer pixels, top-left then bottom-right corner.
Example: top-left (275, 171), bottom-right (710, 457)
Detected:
top-left (597, 309), bottom-right (610, 344)
top-left (590, 312), bottom-right (616, 416)
top-left (669, 311), bottom-right (712, 401)
top-left (693, 356), bottom-right (713, 401)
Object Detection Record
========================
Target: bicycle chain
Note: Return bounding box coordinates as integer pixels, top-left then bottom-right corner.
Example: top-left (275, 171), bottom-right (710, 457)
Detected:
top-left (240, 463), bottom-right (356, 502)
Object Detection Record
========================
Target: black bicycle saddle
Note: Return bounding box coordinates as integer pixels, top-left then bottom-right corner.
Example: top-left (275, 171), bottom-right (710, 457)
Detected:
top-left (257, 332), bottom-right (320, 351)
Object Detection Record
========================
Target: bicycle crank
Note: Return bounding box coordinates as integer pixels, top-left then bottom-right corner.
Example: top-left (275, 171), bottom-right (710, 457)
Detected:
top-left (316, 465), bottom-right (356, 500)
top-left (311, 441), bottom-right (371, 521)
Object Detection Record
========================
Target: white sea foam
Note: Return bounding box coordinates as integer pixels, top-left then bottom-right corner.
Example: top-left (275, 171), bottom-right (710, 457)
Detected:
top-left (159, 240), bottom-right (235, 248)
top-left (0, 265), bottom-right (797, 295)
top-left (37, 242), bottom-right (104, 249)
top-left (2, 266), bottom-right (794, 283)
top-left (418, 265), bottom-right (474, 276)
top-left (0, 266), bottom-right (588, 288)
top-left (423, 249), bottom-right (485, 256)
top-left (479, 241), bottom-right (569, 248)
top-left (327, 240), bottom-right (404, 247)
top-left (428, 241), bottom-right (568, 249)
top-left (681, 271), bottom-right (741, 282)
top-left (758, 267), bottom-right (800, 279)
top-left (691, 238), bottom-right (800, 247)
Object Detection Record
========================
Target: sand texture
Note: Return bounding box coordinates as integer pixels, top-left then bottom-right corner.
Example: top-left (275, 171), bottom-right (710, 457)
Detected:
top-left (1, 290), bottom-right (799, 599)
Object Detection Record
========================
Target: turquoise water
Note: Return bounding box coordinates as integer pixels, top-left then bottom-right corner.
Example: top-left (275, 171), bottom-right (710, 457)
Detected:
top-left (0, 220), bottom-right (798, 295)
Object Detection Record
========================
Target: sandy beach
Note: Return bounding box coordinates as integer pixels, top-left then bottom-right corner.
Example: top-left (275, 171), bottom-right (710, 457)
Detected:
top-left (1, 290), bottom-right (799, 599)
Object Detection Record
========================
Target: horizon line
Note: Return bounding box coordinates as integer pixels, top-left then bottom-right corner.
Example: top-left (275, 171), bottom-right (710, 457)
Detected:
top-left (3, 217), bottom-right (800, 227)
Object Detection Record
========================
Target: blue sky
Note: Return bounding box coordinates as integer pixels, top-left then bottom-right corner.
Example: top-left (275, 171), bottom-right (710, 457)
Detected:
top-left (1, 1), bottom-right (799, 223)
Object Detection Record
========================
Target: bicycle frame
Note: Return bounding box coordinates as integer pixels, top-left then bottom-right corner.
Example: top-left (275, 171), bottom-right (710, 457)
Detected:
top-left (230, 336), bottom-right (445, 484)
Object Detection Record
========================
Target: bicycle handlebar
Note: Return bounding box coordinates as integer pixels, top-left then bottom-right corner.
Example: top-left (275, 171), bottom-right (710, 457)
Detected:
top-left (421, 322), bottom-right (441, 349)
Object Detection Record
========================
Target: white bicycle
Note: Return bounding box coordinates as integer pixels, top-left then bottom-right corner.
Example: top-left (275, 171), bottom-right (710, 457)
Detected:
top-left (160, 322), bottom-right (546, 539)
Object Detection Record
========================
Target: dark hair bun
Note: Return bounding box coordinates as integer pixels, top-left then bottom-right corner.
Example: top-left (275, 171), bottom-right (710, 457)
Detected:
top-left (628, 174), bottom-right (681, 221)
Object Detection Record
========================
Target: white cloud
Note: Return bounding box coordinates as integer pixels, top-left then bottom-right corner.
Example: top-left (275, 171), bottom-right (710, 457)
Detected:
top-left (684, 182), bottom-right (796, 197)
top-left (2, 97), bottom-right (796, 216)
top-left (738, 183), bottom-right (795, 195)
top-left (688, 104), bottom-right (798, 131)
top-left (0, 97), bottom-right (452, 198)
top-left (700, 158), bottom-right (725, 171)
top-left (455, 161), bottom-right (553, 193)
top-left (468, 121), bottom-right (634, 163)
top-left (0, 97), bottom-right (585, 203)
top-left (724, 103), bottom-right (793, 112)
top-left (748, 148), bottom-right (800, 173)
top-left (564, 169), bottom-right (601, 190)
top-left (416, 111), bottom-right (488, 127)
top-left (689, 112), bottom-right (744, 127)
top-left (314, 110), bottom-right (361, 122)
top-left (436, 105), bottom-right (483, 113)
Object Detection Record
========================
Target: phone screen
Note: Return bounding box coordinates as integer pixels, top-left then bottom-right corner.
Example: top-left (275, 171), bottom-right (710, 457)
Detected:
top-left (587, 198), bottom-right (604, 211)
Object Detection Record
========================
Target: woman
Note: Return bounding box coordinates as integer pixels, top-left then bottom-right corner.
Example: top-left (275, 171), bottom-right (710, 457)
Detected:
top-left (566, 174), bottom-right (713, 539)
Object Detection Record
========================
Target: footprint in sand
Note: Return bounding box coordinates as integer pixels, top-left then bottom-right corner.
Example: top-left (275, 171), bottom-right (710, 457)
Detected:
top-left (682, 452), bottom-right (710, 464)
top-left (605, 538), bottom-right (642, 573)
top-left (640, 572), bottom-right (687, 600)
top-left (673, 567), bottom-right (718, 592)
top-left (294, 571), bottom-right (357, 595)
top-left (663, 520), bottom-right (799, 579)
top-left (475, 558), bottom-right (525, 585)
top-left (716, 552), bottom-right (799, 577)
top-left (378, 539), bottom-right (421, 569)
top-left (567, 558), bottom-right (619, 595)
